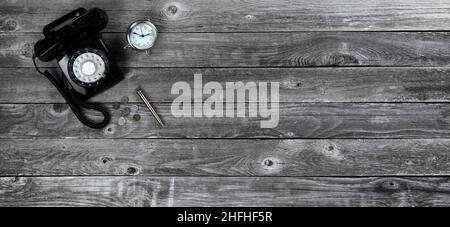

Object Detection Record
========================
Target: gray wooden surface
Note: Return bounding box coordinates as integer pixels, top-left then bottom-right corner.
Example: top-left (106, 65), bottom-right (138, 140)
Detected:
top-left (1, 0), bottom-right (450, 207)
top-left (5, 32), bottom-right (450, 68)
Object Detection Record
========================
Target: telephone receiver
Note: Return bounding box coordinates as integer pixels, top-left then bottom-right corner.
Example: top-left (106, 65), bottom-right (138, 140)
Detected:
top-left (33, 8), bottom-right (124, 129)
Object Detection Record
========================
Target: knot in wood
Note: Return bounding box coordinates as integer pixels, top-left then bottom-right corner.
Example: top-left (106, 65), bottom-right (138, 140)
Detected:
top-left (263, 158), bottom-right (274, 167)
top-left (245, 15), bottom-right (256, 21)
top-left (127, 166), bottom-right (139, 175)
top-left (101, 156), bottom-right (113, 164)
top-left (2, 18), bottom-right (18, 31)
top-left (261, 157), bottom-right (281, 170)
top-left (20, 43), bottom-right (34, 58)
top-left (329, 53), bottom-right (359, 66)
top-left (319, 142), bottom-right (344, 161)
top-left (52, 103), bottom-right (69, 113)
top-left (378, 179), bottom-right (405, 193)
top-left (104, 125), bottom-right (116, 135)
top-left (167, 5), bottom-right (178, 15)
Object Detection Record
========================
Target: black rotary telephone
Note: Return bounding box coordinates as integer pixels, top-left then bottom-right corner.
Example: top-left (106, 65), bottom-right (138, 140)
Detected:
top-left (33, 8), bottom-right (123, 129)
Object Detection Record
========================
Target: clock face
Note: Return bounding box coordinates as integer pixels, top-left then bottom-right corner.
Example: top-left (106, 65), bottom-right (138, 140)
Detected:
top-left (127, 20), bottom-right (157, 50)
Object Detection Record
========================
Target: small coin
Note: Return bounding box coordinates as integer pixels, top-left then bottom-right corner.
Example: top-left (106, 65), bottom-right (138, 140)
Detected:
top-left (131, 105), bottom-right (139, 113)
top-left (112, 102), bottom-right (120, 110)
top-left (118, 117), bottom-right (127, 126)
top-left (121, 107), bottom-right (131, 117)
top-left (121, 96), bottom-right (130, 104)
top-left (132, 114), bottom-right (141, 122)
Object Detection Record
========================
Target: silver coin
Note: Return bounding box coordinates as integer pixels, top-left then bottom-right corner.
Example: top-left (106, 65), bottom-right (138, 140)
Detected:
top-left (121, 96), bottom-right (130, 104)
top-left (131, 105), bottom-right (139, 113)
top-left (121, 107), bottom-right (131, 117)
top-left (133, 114), bottom-right (141, 122)
top-left (118, 117), bottom-right (127, 126)
top-left (112, 102), bottom-right (120, 110)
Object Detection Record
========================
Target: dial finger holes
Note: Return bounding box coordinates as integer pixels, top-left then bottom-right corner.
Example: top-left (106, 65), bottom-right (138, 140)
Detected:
top-left (72, 52), bottom-right (107, 84)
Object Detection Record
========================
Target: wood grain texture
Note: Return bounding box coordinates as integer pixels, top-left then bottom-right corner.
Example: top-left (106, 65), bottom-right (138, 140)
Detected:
top-left (1, 139), bottom-right (449, 176)
top-left (3, 0), bottom-right (450, 32)
top-left (2, 67), bottom-right (450, 103)
top-left (2, 0), bottom-right (450, 207)
top-left (1, 176), bottom-right (450, 207)
top-left (3, 32), bottom-right (450, 68)
top-left (2, 103), bottom-right (450, 139)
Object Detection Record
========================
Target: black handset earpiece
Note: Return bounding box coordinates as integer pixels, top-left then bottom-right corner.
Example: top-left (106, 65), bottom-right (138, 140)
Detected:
top-left (34, 38), bottom-right (63, 62)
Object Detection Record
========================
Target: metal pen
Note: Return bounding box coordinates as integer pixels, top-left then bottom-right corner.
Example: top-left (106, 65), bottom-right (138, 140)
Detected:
top-left (136, 88), bottom-right (165, 127)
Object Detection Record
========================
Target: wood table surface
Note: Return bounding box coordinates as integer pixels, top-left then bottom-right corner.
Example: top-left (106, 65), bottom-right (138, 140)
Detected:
top-left (1, 0), bottom-right (450, 207)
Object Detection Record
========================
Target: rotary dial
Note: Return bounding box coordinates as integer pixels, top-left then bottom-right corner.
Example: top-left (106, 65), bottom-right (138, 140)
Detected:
top-left (72, 52), bottom-right (106, 83)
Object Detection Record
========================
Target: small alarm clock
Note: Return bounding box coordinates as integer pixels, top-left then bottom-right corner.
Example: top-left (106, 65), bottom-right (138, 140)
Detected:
top-left (126, 19), bottom-right (158, 51)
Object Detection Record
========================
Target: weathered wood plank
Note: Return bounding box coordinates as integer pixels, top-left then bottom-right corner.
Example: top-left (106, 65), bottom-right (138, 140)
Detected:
top-left (2, 67), bottom-right (450, 103)
top-left (1, 103), bottom-right (450, 139)
top-left (1, 176), bottom-right (450, 207)
top-left (3, 32), bottom-right (450, 68)
top-left (0, 139), bottom-right (449, 176)
top-left (3, 0), bottom-right (450, 32)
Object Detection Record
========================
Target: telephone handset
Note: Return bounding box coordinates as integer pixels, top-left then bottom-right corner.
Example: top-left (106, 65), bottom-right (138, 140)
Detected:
top-left (33, 8), bottom-right (123, 129)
